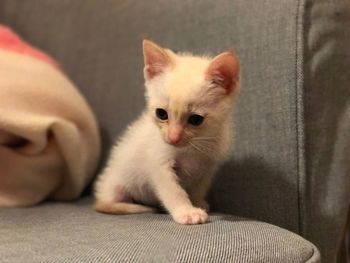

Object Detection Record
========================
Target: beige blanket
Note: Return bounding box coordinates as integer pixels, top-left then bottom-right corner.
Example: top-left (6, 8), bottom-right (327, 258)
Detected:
top-left (0, 49), bottom-right (101, 207)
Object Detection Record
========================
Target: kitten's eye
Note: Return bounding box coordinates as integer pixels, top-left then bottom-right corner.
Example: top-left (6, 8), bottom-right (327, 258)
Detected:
top-left (188, 114), bottom-right (204, 126)
top-left (155, 108), bottom-right (168, 120)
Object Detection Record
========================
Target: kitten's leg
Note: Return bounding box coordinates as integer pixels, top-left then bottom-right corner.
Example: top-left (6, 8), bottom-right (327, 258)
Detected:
top-left (151, 165), bottom-right (208, 225)
top-left (94, 172), bottom-right (156, 214)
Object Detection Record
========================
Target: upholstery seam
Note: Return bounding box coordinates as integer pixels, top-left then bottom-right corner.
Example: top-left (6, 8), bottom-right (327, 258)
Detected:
top-left (305, 246), bottom-right (320, 262)
top-left (305, 248), bottom-right (315, 262)
top-left (296, 0), bottom-right (307, 236)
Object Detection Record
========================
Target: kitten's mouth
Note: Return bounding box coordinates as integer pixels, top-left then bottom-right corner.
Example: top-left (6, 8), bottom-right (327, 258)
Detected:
top-left (164, 139), bottom-right (187, 147)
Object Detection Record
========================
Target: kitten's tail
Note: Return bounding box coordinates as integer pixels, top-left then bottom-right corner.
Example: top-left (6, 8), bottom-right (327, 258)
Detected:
top-left (94, 200), bottom-right (157, 214)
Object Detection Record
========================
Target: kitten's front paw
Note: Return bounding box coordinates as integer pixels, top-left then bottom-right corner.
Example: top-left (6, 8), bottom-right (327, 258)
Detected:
top-left (173, 207), bottom-right (208, 225)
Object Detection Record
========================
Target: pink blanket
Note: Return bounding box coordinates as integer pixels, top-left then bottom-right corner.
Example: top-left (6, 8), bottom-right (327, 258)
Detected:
top-left (0, 25), bottom-right (101, 206)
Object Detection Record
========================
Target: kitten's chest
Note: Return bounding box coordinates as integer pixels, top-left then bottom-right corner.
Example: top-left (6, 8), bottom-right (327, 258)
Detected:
top-left (173, 151), bottom-right (213, 187)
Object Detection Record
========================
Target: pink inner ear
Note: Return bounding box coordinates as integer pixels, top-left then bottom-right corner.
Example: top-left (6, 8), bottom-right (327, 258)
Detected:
top-left (210, 69), bottom-right (234, 93)
top-left (144, 63), bottom-right (165, 80)
top-left (206, 52), bottom-right (239, 94)
top-left (143, 40), bottom-right (171, 80)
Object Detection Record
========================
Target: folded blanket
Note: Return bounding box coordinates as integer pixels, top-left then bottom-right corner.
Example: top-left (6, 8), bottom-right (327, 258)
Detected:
top-left (0, 25), bottom-right (101, 206)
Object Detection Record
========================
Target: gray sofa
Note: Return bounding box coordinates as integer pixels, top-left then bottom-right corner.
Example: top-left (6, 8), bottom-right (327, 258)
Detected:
top-left (1, 0), bottom-right (349, 262)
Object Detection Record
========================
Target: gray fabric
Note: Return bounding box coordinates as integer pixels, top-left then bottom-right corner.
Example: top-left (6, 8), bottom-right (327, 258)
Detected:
top-left (0, 0), bottom-right (301, 230)
top-left (0, 0), bottom-right (348, 262)
top-left (301, 0), bottom-right (350, 262)
top-left (0, 199), bottom-right (320, 263)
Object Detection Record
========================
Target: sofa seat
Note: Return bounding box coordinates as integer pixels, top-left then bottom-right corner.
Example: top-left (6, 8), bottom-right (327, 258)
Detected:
top-left (0, 198), bottom-right (320, 263)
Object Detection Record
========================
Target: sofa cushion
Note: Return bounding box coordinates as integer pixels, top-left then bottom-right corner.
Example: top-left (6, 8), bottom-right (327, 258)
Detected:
top-left (0, 199), bottom-right (320, 263)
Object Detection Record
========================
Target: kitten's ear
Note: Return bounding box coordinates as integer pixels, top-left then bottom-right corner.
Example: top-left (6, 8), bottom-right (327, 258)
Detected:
top-left (206, 51), bottom-right (240, 94)
top-left (143, 39), bottom-right (172, 81)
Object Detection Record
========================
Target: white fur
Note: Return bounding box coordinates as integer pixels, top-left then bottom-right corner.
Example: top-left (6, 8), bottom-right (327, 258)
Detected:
top-left (94, 41), bottom-right (239, 225)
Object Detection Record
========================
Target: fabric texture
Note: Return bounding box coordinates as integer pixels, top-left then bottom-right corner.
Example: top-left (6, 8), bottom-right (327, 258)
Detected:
top-left (0, 26), bottom-right (101, 206)
top-left (0, 198), bottom-right (320, 263)
top-left (0, 0), bottom-right (348, 262)
top-left (301, 0), bottom-right (350, 262)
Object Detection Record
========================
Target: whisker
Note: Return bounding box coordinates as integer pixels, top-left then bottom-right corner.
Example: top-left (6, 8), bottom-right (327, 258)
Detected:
top-left (182, 167), bottom-right (192, 177)
top-left (197, 144), bottom-right (216, 154)
top-left (189, 141), bottom-right (213, 158)
top-left (189, 141), bottom-right (204, 153)
top-left (193, 141), bottom-right (219, 156)
top-left (192, 136), bottom-right (218, 140)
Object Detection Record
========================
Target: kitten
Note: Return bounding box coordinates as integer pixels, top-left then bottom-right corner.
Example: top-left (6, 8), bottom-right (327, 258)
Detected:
top-left (94, 40), bottom-right (240, 225)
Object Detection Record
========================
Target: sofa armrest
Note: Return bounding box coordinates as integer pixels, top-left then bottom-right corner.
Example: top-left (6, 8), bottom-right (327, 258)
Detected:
top-left (301, 1), bottom-right (350, 262)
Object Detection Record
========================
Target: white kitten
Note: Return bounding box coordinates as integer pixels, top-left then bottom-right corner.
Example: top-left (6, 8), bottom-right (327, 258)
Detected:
top-left (94, 40), bottom-right (240, 225)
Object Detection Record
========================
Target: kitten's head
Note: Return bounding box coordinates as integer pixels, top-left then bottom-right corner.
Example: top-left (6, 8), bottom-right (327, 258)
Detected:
top-left (143, 39), bottom-right (240, 147)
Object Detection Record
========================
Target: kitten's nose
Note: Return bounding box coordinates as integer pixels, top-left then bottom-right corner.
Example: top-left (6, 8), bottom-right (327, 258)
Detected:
top-left (168, 126), bottom-right (183, 145)
top-left (168, 133), bottom-right (182, 145)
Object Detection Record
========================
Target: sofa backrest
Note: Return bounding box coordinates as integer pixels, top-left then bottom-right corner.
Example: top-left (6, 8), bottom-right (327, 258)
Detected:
top-left (0, 0), bottom-right (302, 232)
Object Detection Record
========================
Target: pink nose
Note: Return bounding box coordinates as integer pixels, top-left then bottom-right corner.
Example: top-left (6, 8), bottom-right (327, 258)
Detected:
top-left (168, 132), bottom-right (182, 145)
